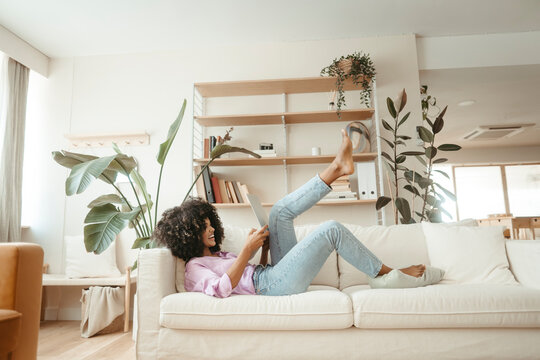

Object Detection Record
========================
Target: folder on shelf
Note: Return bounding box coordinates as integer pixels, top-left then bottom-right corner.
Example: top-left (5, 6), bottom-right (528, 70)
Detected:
top-left (356, 161), bottom-right (377, 200)
top-left (202, 167), bottom-right (215, 203)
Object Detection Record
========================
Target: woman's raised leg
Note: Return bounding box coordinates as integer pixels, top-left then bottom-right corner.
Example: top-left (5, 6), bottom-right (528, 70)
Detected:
top-left (268, 130), bottom-right (355, 265)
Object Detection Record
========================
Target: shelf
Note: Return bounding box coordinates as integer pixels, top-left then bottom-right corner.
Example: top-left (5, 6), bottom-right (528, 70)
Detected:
top-left (194, 153), bottom-right (377, 166)
top-left (213, 199), bottom-right (376, 208)
top-left (195, 109), bottom-right (374, 127)
top-left (194, 77), bottom-right (369, 97)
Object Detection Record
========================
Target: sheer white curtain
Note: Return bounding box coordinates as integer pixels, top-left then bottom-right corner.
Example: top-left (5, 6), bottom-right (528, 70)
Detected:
top-left (0, 55), bottom-right (30, 242)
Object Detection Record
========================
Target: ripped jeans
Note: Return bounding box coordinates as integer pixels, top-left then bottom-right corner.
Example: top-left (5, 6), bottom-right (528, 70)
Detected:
top-left (253, 175), bottom-right (383, 296)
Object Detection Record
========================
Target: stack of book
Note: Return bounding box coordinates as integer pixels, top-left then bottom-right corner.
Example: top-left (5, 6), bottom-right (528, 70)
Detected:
top-left (320, 175), bottom-right (357, 202)
top-left (193, 165), bottom-right (251, 204)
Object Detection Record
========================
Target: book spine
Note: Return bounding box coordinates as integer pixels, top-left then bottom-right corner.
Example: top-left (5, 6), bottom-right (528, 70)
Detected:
top-left (239, 183), bottom-right (250, 202)
top-left (232, 181), bottom-right (244, 203)
top-left (193, 165), bottom-right (207, 201)
top-left (202, 167), bottom-right (215, 203)
top-left (203, 138), bottom-right (210, 158)
top-left (226, 181), bottom-right (238, 203)
top-left (211, 176), bottom-right (222, 203)
top-left (209, 136), bottom-right (216, 154)
top-left (217, 178), bottom-right (230, 203)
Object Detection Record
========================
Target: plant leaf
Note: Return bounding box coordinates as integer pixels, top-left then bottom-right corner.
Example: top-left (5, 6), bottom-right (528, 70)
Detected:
top-left (433, 158), bottom-right (448, 164)
top-left (132, 236), bottom-right (151, 249)
top-left (418, 126), bottom-right (434, 143)
top-left (438, 144), bottom-right (462, 151)
top-left (400, 151), bottom-right (424, 156)
top-left (425, 146), bottom-right (438, 159)
top-left (404, 184), bottom-right (420, 196)
top-left (386, 97), bottom-right (397, 118)
top-left (109, 154), bottom-right (138, 175)
top-left (417, 177), bottom-right (433, 189)
top-left (381, 151), bottom-right (393, 163)
top-left (130, 169), bottom-right (152, 210)
top-left (210, 144), bottom-right (261, 159)
top-left (112, 142), bottom-right (123, 154)
top-left (88, 194), bottom-right (126, 208)
top-left (83, 204), bottom-right (140, 254)
top-left (435, 183), bottom-right (457, 201)
top-left (398, 112), bottom-right (411, 127)
top-left (376, 196), bottom-right (392, 210)
top-left (434, 169), bottom-right (450, 179)
top-left (399, 89), bottom-right (407, 112)
top-left (415, 155), bottom-right (427, 166)
top-left (432, 117), bottom-right (444, 134)
top-left (66, 155), bottom-right (118, 196)
top-left (382, 119), bottom-right (393, 131)
top-left (382, 138), bottom-right (394, 149)
top-left (157, 99), bottom-right (186, 165)
top-left (53, 151), bottom-right (118, 183)
top-left (397, 134), bottom-right (411, 140)
top-left (396, 155), bottom-right (406, 164)
top-left (395, 197), bottom-right (411, 223)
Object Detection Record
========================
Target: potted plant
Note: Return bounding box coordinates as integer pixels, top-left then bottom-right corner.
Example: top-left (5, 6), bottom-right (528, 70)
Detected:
top-left (320, 51), bottom-right (376, 116)
top-left (52, 99), bottom-right (260, 265)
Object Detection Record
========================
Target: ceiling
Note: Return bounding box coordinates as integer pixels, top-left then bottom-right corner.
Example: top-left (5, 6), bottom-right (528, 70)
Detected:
top-left (1, 0), bottom-right (539, 149)
top-left (420, 65), bottom-right (540, 148)
top-left (0, 0), bottom-right (539, 58)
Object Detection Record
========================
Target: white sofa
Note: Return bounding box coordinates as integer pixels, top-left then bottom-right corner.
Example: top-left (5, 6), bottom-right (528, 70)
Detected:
top-left (136, 223), bottom-right (540, 360)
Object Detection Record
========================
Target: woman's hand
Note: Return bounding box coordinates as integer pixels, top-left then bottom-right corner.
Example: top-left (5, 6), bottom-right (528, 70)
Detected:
top-left (245, 225), bottom-right (269, 253)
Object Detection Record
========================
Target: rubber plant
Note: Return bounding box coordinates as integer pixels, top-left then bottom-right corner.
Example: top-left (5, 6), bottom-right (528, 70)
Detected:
top-left (52, 100), bottom-right (260, 261)
top-left (376, 87), bottom-right (461, 224)
top-left (320, 51), bottom-right (376, 117)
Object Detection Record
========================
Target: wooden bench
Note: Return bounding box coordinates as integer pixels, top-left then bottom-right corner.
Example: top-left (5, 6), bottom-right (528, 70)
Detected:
top-left (42, 265), bottom-right (136, 332)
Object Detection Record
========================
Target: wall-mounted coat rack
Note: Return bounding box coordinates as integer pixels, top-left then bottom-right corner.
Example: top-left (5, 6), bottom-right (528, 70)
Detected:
top-left (64, 132), bottom-right (150, 148)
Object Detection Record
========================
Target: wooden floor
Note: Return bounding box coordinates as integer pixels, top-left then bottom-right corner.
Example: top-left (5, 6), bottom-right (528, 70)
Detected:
top-left (38, 321), bottom-right (135, 360)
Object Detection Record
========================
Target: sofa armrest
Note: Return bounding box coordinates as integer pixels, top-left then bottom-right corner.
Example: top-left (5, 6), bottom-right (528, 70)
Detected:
top-left (506, 240), bottom-right (540, 289)
top-left (136, 248), bottom-right (176, 360)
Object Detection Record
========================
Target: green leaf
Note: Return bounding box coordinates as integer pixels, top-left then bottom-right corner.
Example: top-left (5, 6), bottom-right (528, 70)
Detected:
top-left (53, 151), bottom-right (118, 183)
top-left (400, 151), bottom-right (424, 156)
top-left (132, 236), bottom-right (151, 249)
top-left (88, 194), bottom-right (126, 208)
top-left (376, 196), bottom-right (392, 210)
top-left (381, 151), bottom-right (393, 163)
top-left (398, 89), bottom-right (407, 112)
top-left (432, 117), bottom-right (444, 134)
top-left (112, 142), bottom-right (123, 154)
top-left (131, 260), bottom-right (138, 271)
top-left (386, 97), bottom-right (397, 118)
top-left (397, 134), bottom-right (412, 140)
top-left (398, 112), bottom-right (411, 127)
top-left (433, 158), bottom-right (448, 164)
top-left (435, 183), bottom-right (457, 201)
top-left (434, 169), bottom-right (450, 179)
top-left (425, 117), bottom-right (433, 128)
top-left (381, 138), bottom-right (394, 149)
top-left (382, 119), bottom-right (393, 131)
top-left (395, 197), bottom-right (411, 223)
top-left (437, 105), bottom-right (448, 120)
top-left (66, 155), bottom-right (118, 196)
top-left (210, 144), bottom-right (261, 159)
top-left (417, 177), bottom-right (433, 189)
top-left (83, 204), bottom-right (140, 254)
top-left (404, 184), bottom-right (420, 196)
top-left (415, 155), bottom-right (427, 166)
top-left (157, 99), bottom-right (186, 165)
top-left (425, 194), bottom-right (437, 206)
top-left (130, 169), bottom-right (152, 210)
top-left (404, 170), bottom-right (424, 182)
top-left (427, 209), bottom-right (443, 223)
top-left (396, 155), bottom-right (406, 164)
top-left (438, 144), bottom-right (462, 151)
top-left (425, 146), bottom-right (438, 159)
top-left (418, 126), bottom-right (434, 143)
top-left (109, 155), bottom-right (138, 175)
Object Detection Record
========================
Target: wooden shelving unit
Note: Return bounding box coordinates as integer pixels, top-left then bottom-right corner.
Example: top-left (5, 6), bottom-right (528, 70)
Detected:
top-left (194, 153), bottom-right (377, 166)
top-left (195, 109), bottom-right (374, 127)
top-left (194, 76), bottom-right (369, 97)
top-left (192, 76), bottom-right (382, 210)
top-left (213, 199), bottom-right (376, 208)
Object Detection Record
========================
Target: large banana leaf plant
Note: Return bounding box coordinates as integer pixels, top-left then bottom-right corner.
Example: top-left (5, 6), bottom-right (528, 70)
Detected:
top-left (53, 99), bottom-right (260, 260)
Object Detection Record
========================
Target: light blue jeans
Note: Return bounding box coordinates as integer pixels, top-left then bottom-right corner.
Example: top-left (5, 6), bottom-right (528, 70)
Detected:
top-left (253, 175), bottom-right (383, 296)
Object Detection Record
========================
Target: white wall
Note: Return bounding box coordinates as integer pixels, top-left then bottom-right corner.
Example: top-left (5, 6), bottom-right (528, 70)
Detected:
top-left (24, 34), bottom-right (424, 319)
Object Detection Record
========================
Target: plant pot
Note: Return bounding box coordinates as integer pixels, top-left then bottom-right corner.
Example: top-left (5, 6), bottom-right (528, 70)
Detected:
top-left (337, 59), bottom-right (352, 75)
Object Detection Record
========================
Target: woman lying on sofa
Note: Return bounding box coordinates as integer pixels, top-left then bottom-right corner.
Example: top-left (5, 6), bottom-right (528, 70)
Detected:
top-left (155, 130), bottom-right (442, 298)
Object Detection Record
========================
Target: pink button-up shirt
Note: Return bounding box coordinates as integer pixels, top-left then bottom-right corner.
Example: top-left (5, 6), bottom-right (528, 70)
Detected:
top-left (184, 251), bottom-right (256, 298)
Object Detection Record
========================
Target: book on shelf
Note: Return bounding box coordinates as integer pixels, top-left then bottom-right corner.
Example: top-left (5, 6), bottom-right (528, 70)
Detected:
top-left (319, 197), bottom-right (358, 203)
top-left (225, 181), bottom-right (239, 203)
top-left (232, 181), bottom-right (244, 203)
top-left (331, 184), bottom-right (351, 191)
top-left (203, 138), bottom-right (210, 159)
top-left (193, 165), bottom-right (207, 201)
top-left (323, 191), bottom-right (357, 200)
top-left (202, 167), bottom-right (215, 203)
top-left (211, 176), bottom-right (223, 203)
top-left (217, 178), bottom-right (230, 203)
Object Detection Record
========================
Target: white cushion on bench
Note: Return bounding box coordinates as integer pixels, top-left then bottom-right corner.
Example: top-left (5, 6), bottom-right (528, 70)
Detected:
top-left (160, 285), bottom-right (352, 330)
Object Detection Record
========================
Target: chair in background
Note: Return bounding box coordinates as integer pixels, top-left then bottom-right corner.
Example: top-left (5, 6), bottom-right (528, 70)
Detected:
top-left (0, 243), bottom-right (44, 360)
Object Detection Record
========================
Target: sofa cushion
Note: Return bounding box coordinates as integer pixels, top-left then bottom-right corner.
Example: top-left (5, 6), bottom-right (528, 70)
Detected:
top-left (343, 284), bottom-right (540, 329)
top-left (338, 224), bottom-right (430, 289)
top-left (160, 285), bottom-right (352, 330)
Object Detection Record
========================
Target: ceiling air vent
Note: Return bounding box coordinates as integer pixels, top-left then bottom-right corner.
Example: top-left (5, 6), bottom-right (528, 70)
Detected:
top-left (462, 124), bottom-right (534, 141)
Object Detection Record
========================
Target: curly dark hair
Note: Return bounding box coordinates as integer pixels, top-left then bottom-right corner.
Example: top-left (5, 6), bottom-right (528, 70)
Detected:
top-left (154, 197), bottom-right (224, 262)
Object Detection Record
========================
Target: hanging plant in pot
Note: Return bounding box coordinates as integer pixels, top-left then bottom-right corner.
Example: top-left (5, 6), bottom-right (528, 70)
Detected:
top-left (320, 51), bottom-right (376, 117)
